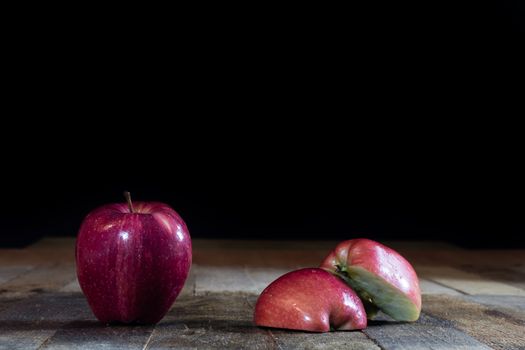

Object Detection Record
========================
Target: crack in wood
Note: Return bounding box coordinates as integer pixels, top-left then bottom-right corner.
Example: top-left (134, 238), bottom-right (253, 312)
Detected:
top-left (362, 330), bottom-right (386, 350)
top-left (425, 277), bottom-right (469, 295)
top-left (36, 332), bottom-right (57, 350)
top-left (141, 328), bottom-right (156, 350)
top-left (267, 329), bottom-right (284, 350)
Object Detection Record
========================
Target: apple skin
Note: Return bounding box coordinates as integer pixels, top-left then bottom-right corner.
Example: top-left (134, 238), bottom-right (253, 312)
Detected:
top-left (254, 268), bottom-right (367, 332)
top-left (76, 201), bottom-right (191, 324)
top-left (320, 238), bottom-right (421, 321)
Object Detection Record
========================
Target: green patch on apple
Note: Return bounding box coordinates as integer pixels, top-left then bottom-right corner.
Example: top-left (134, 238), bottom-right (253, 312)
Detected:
top-left (331, 265), bottom-right (420, 321)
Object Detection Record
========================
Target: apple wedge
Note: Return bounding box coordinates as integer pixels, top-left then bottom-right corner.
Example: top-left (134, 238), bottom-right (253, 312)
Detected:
top-left (320, 239), bottom-right (421, 321)
top-left (254, 268), bottom-right (367, 332)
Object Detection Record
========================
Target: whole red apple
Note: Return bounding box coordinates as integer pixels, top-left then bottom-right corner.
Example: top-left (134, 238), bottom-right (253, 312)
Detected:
top-left (254, 268), bottom-right (367, 332)
top-left (320, 239), bottom-right (421, 321)
top-left (76, 192), bottom-right (192, 324)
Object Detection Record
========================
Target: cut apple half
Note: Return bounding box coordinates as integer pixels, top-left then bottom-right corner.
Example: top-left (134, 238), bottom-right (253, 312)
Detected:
top-left (321, 239), bottom-right (421, 322)
top-left (254, 268), bottom-right (367, 332)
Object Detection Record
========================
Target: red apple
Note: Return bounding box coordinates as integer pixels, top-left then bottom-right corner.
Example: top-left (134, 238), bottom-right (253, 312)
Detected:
top-left (76, 192), bottom-right (192, 324)
top-left (320, 238), bottom-right (421, 321)
top-left (254, 268), bottom-right (367, 332)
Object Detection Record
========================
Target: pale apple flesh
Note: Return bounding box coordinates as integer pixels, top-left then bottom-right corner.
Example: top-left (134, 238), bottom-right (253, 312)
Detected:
top-left (254, 268), bottom-right (367, 332)
top-left (321, 239), bottom-right (421, 322)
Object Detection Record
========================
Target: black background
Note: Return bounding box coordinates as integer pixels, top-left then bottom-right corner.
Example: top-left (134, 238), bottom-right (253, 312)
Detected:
top-left (1, 2), bottom-right (524, 247)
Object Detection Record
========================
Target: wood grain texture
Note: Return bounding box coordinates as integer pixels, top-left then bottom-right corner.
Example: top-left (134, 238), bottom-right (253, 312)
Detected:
top-left (1, 237), bottom-right (525, 349)
top-left (147, 294), bottom-right (275, 350)
top-left (0, 264), bottom-right (75, 297)
top-left (419, 278), bottom-right (463, 295)
top-left (413, 249), bottom-right (525, 268)
top-left (423, 294), bottom-right (525, 350)
top-left (0, 238), bottom-right (75, 266)
top-left (510, 264), bottom-right (525, 274)
top-left (59, 279), bottom-right (81, 293)
top-left (269, 330), bottom-right (380, 350)
top-left (417, 266), bottom-right (525, 296)
top-left (363, 313), bottom-right (492, 350)
top-left (177, 267), bottom-right (196, 298)
top-left (0, 296), bottom-right (25, 313)
top-left (0, 266), bottom-right (34, 285)
top-left (0, 293), bottom-right (90, 350)
top-left (192, 265), bottom-right (290, 295)
top-left (148, 293), bottom-right (381, 350)
top-left (0, 293), bottom-right (156, 350)
top-left (458, 265), bottom-right (525, 291)
top-left (40, 321), bottom-right (154, 350)
top-left (193, 266), bottom-right (258, 295)
top-left (463, 295), bottom-right (525, 313)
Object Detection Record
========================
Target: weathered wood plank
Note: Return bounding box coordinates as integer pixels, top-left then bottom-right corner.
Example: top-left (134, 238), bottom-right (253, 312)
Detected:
top-left (39, 321), bottom-right (154, 350)
top-left (447, 250), bottom-right (523, 267)
top-left (0, 265), bottom-right (34, 285)
top-left (407, 249), bottom-right (525, 272)
top-left (0, 264), bottom-right (75, 297)
top-left (0, 293), bottom-right (156, 350)
top-left (149, 323), bottom-right (273, 350)
top-left (462, 295), bottom-right (525, 313)
top-left (178, 266), bottom-right (196, 298)
top-left (244, 267), bottom-right (291, 294)
top-left (458, 265), bottom-right (525, 291)
top-left (363, 313), bottom-right (492, 350)
top-left (0, 238), bottom-right (75, 266)
top-left (193, 265), bottom-right (289, 295)
top-left (423, 294), bottom-right (525, 350)
top-left (59, 279), bottom-right (81, 293)
top-left (193, 248), bottom-right (324, 268)
top-left (147, 294), bottom-right (275, 349)
top-left (1, 238), bottom-right (524, 349)
top-left (417, 266), bottom-right (525, 296)
top-left (419, 278), bottom-right (463, 295)
top-left (460, 295), bottom-right (525, 326)
top-left (510, 264), bottom-right (525, 274)
top-left (269, 330), bottom-right (380, 350)
top-left (0, 293), bottom-right (90, 350)
top-left (0, 250), bottom-right (38, 266)
top-left (457, 250), bottom-right (525, 268)
top-left (193, 266), bottom-right (257, 295)
top-left (0, 296), bottom-right (25, 313)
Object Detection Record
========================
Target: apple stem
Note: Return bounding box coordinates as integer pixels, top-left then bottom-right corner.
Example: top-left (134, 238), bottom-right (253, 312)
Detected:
top-left (124, 191), bottom-right (135, 213)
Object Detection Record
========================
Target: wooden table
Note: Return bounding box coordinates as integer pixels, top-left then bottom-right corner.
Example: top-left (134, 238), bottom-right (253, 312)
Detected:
top-left (0, 238), bottom-right (524, 349)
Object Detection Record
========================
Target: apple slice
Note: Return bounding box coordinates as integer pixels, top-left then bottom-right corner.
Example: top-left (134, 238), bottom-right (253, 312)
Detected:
top-left (254, 268), bottom-right (367, 332)
top-left (320, 239), bottom-right (421, 321)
